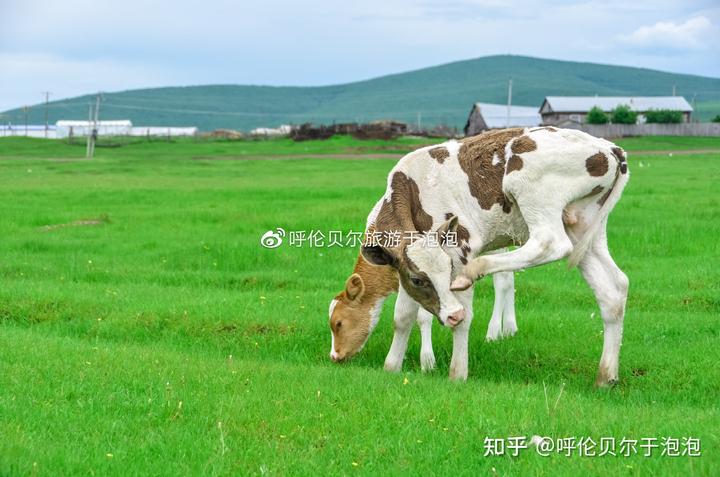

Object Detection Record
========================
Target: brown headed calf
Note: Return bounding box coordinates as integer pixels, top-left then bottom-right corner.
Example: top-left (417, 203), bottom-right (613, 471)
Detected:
top-left (328, 251), bottom-right (517, 372)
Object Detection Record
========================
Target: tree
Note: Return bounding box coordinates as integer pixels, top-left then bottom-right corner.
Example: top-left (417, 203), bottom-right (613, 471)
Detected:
top-left (712, 114), bottom-right (720, 123)
top-left (645, 109), bottom-right (683, 124)
top-left (610, 104), bottom-right (638, 124)
top-left (586, 106), bottom-right (609, 124)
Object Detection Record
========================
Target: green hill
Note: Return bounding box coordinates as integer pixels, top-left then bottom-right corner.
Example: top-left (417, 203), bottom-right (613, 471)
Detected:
top-left (3, 55), bottom-right (719, 131)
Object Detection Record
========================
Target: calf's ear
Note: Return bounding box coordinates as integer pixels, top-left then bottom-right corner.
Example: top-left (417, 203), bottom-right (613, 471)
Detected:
top-left (345, 273), bottom-right (365, 301)
top-left (437, 215), bottom-right (459, 245)
top-left (361, 245), bottom-right (397, 267)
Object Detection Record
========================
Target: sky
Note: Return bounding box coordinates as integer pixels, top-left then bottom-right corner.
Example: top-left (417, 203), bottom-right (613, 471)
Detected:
top-left (0, 0), bottom-right (718, 111)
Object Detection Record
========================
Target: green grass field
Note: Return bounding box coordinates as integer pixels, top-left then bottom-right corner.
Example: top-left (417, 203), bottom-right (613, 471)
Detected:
top-left (0, 135), bottom-right (719, 476)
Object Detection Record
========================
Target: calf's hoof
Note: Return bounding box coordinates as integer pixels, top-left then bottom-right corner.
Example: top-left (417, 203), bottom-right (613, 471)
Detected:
top-left (448, 369), bottom-right (468, 382)
top-left (595, 367), bottom-right (619, 388)
top-left (384, 358), bottom-right (403, 373)
top-left (502, 322), bottom-right (518, 338)
top-left (420, 351), bottom-right (436, 372)
top-left (486, 321), bottom-right (502, 342)
top-left (449, 362), bottom-right (468, 381)
top-left (595, 377), bottom-right (619, 388)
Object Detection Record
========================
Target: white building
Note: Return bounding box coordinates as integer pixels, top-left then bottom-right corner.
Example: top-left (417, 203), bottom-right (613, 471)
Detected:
top-left (56, 120), bottom-right (133, 138)
top-left (464, 103), bottom-right (542, 135)
top-left (539, 96), bottom-right (693, 126)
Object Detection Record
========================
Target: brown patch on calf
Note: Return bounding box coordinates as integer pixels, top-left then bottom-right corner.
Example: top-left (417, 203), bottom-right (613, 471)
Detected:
top-left (374, 171), bottom-right (433, 234)
top-left (510, 135), bottom-right (537, 154)
top-left (457, 128), bottom-right (524, 213)
top-left (586, 152), bottom-right (609, 177)
top-left (506, 155), bottom-right (523, 173)
top-left (428, 146), bottom-right (450, 163)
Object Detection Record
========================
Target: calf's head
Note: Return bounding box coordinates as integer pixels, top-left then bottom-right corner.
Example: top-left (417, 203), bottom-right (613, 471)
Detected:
top-left (329, 273), bottom-right (378, 362)
top-left (361, 216), bottom-right (465, 327)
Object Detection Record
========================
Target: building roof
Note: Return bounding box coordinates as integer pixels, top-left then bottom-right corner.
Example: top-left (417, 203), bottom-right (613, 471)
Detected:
top-left (541, 96), bottom-right (693, 113)
top-left (473, 102), bottom-right (542, 128)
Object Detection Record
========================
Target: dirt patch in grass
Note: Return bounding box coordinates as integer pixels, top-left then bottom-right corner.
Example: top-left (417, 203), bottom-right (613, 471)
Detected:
top-left (39, 214), bottom-right (111, 232)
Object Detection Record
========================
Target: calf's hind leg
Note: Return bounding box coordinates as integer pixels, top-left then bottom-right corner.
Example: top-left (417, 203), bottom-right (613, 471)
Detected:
top-left (452, 204), bottom-right (573, 290)
top-left (578, 227), bottom-right (629, 387)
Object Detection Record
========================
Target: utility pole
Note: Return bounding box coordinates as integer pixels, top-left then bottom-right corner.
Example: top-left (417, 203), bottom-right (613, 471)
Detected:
top-left (672, 84), bottom-right (676, 96)
top-left (86, 92), bottom-right (102, 158)
top-left (691, 92), bottom-right (697, 123)
top-left (22, 106), bottom-right (30, 136)
top-left (42, 91), bottom-right (51, 138)
top-left (86, 103), bottom-right (93, 157)
top-left (506, 78), bottom-right (513, 128)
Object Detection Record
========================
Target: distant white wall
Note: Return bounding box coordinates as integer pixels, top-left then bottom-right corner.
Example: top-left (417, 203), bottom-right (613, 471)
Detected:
top-left (129, 127), bottom-right (198, 137)
top-left (56, 120), bottom-right (133, 138)
top-left (1, 123), bottom-right (199, 139)
top-left (0, 125), bottom-right (57, 138)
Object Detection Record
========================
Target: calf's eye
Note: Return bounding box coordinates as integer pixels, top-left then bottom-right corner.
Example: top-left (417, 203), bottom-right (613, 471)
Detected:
top-left (410, 277), bottom-right (425, 287)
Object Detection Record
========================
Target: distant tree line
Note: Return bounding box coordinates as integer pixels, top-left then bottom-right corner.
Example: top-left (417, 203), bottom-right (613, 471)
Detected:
top-left (587, 105), bottom-right (691, 125)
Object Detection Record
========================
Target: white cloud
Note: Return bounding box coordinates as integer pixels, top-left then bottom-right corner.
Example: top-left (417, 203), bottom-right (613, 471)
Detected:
top-left (618, 16), bottom-right (713, 50)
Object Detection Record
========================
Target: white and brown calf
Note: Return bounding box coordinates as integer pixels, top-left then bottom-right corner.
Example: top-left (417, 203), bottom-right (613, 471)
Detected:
top-left (327, 252), bottom-right (517, 371)
top-left (361, 127), bottom-right (629, 385)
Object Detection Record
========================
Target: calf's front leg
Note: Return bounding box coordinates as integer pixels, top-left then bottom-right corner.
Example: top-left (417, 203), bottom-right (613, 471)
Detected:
top-left (384, 285), bottom-right (419, 372)
top-left (449, 287), bottom-right (474, 381)
top-left (416, 308), bottom-right (436, 372)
